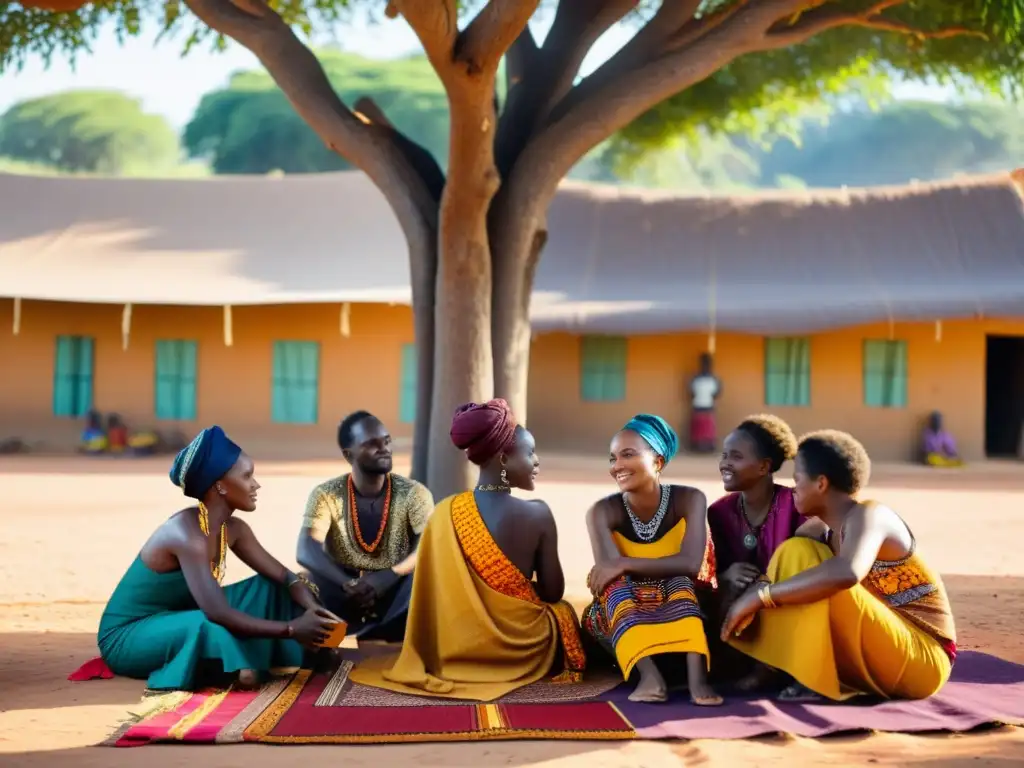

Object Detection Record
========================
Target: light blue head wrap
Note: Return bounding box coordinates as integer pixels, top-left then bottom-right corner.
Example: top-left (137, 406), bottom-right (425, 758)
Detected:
top-left (623, 413), bottom-right (679, 464)
top-left (169, 426), bottom-right (242, 500)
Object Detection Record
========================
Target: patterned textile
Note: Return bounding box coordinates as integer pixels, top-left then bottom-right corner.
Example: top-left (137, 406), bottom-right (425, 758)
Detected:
top-left (451, 492), bottom-right (586, 682)
top-left (316, 660), bottom-right (621, 708)
top-left (862, 512), bottom-right (958, 660)
top-left (583, 575), bottom-right (704, 655)
top-left (301, 473), bottom-right (433, 572)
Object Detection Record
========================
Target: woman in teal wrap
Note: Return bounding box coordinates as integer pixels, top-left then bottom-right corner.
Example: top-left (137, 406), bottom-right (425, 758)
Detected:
top-left (98, 425), bottom-right (340, 690)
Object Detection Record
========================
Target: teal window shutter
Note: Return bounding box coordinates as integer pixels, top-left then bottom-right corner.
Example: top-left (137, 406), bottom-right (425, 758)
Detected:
top-left (53, 335), bottom-right (94, 417)
top-left (580, 336), bottom-right (627, 402)
top-left (272, 341), bottom-right (320, 424)
top-left (155, 340), bottom-right (198, 420)
top-left (863, 339), bottom-right (908, 408)
top-left (764, 337), bottom-right (811, 406)
top-left (399, 343), bottom-right (417, 424)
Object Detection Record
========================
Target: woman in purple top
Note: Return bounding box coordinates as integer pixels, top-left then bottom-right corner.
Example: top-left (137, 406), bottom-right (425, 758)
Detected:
top-left (707, 414), bottom-right (804, 687)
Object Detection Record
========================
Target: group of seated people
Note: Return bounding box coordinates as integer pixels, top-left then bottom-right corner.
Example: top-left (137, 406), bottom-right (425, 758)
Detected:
top-left (96, 403), bottom-right (957, 708)
top-left (80, 410), bottom-right (158, 456)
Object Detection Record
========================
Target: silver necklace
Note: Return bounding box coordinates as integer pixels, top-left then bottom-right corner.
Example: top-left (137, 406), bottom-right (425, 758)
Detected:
top-left (623, 484), bottom-right (670, 542)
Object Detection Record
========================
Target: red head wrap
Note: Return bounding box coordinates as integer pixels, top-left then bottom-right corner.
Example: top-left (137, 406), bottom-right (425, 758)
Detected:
top-left (450, 399), bottom-right (518, 466)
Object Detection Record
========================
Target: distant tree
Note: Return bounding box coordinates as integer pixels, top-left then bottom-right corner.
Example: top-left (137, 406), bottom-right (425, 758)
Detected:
top-left (0, 90), bottom-right (180, 174)
top-left (184, 52), bottom-right (451, 174)
top-left (3, 0), bottom-right (1022, 496)
top-left (753, 100), bottom-right (1024, 187)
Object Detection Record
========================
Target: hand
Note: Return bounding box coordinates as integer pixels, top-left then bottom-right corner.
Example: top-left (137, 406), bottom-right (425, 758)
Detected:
top-left (342, 578), bottom-right (377, 610)
top-left (721, 562), bottom-right (761, 594)
top-left (721, 586), bottom-right (764, 642)
top-left (362, 569), bottom-right (400, 600)
top-left (289, 607), bottom-right (339, 647)
top-left (587, 559), bottom-right (625, 597)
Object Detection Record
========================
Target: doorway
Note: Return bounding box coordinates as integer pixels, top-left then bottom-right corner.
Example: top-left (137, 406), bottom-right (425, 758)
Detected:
top-left (984, 335), bottom-right (1024, 457)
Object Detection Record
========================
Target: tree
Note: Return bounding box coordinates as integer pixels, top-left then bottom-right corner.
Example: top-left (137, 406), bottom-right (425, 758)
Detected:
top-left (0, 90), bottom-right (180, 174)
top-left (2, 0), bottom-right (1022, 497)
top-left (184, 52), bottom-right (452, 173)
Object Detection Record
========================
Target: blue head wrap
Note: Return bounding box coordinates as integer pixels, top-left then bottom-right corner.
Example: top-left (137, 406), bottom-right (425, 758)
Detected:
top-left (623, 413), bottom-right (679, 464)
top-left (169, 426), bottom-right (242, 500)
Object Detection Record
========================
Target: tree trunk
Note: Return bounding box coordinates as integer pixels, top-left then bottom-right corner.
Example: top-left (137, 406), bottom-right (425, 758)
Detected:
top-left (490, 196), bottom-right (547, 425)
top-left (426, 80), bottom-right (501, 499)
top-left (408, 233), bottom-right (438, 483)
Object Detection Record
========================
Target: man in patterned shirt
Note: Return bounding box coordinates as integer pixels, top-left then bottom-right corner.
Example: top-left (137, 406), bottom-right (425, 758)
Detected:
top-left (297, 411), bottom-right (433, 640)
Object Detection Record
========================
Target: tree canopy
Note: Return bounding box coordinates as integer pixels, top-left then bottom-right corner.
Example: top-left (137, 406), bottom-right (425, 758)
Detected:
top-left (0, 89), bottom-right (180, 174)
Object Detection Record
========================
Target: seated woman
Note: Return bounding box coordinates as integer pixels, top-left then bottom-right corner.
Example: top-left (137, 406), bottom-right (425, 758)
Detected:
top-left (98, 425), bottom-right (339, 690)
top-left (582, 414), bottom-right (721, 706)
top-left (107, 414), bottom-right (128, 454)
top-left (707, 414), bottom-right (804, 687)
top-left (80, 410), bottom-right (107, 454)
top-left (723, 430), bottom-right (957, 702)
top-left (922, 411), bottom-right (963, 467)
top-left (349, 399), bottom-right (585, 701)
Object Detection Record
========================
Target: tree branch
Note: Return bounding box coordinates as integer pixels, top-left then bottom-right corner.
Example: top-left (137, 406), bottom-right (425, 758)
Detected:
top-left (765, 0), bottom-right (987, 47)
top-left (388, 0), bottom-right (458, 76)
top-left (183, 0), bottom-right (443, 232)
top-left (457, 0), bottom-right (543, 76)
top-left (505, 26), bottom-right (539, 91)
top-left (502, 0), bottom-right (814, 221)
top-left (495, 0), bottom-right (639, 175)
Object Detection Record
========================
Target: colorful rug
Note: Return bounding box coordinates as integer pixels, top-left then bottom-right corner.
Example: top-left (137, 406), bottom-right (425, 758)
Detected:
top-left (314, 660), bottom-right (624, 707)
top-left (105, 651), bottom-right (1024, 746)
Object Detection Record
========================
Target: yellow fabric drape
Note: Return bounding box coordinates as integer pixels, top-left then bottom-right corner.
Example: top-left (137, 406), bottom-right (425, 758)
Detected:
top-left (348, 494), bottom-right (572, 701)
top-left (728, 537), bottom-right (951, 701)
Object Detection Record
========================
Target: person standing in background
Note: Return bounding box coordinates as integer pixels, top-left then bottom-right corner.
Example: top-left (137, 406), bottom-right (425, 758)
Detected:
top-left (690, 353), bottom-right (722, 453)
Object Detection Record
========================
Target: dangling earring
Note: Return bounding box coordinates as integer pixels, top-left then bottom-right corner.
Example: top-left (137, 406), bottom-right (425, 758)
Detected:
top-left (500, 468), bottom-right (509, 487)
top-left (217, 484), bottom-right (226, 496)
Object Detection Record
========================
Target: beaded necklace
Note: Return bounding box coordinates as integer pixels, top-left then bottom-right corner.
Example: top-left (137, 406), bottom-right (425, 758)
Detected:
top-left (197, 502), bottom-right (227, 583)
top-left (623, 484), bottom-right (671, 542)
top-left (348, 474), bottom-right (392, 554)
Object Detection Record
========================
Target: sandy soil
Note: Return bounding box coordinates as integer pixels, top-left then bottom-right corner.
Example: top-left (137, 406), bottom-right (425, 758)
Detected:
top-left (2, 454), bottom-right (1023, 766)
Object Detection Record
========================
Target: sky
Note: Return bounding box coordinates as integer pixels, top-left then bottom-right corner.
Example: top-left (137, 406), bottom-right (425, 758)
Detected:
top-left (0, 11), bottom-right (953, 130)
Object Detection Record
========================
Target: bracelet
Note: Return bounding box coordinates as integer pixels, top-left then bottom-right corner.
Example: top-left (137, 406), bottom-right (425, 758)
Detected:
top-left (297, 574), bottom-right (320, 599)
top-left (757, 582), bottom-right (777, 609)
top-left (285, 622), bottom-right (294, 639)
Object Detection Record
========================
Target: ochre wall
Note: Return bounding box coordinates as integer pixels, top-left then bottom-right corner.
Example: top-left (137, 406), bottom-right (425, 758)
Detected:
top-left (0, 300), bottom-right (414, 458)
top-left (528, 318), bottom-right (1024, 462)
top-left (2, 299), bottom-right (1023, 462)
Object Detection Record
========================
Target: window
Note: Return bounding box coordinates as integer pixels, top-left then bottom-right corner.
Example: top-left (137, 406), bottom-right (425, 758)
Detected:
top-left (580, 336), bottom-right (627, 402)
top-left (399, 343), bottom-right (417, 424)
top-left (863, 339), bottom-right (908, 408)
top-left (272, 341), bottom-right (320, 424)
top-left (53, 335), bottom-right (94, 417)
top-left (155, 340), bottom-right (198, 421)
top-left (764, 337), bottom-right (811, 406)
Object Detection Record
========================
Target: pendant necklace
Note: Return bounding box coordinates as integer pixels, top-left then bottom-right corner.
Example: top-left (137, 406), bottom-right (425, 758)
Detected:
top-left (739, 490), bottom-right (775, 551)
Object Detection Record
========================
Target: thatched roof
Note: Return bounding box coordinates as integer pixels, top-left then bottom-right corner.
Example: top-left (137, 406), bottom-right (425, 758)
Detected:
top-left (1, 169), bottom-right (1021, 333)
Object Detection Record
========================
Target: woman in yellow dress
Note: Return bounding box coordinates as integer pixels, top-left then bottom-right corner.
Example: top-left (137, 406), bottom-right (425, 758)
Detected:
top-left (583, 414), bottom-right (721, 705)
top-left (723, 430), bottom-right (957, 702)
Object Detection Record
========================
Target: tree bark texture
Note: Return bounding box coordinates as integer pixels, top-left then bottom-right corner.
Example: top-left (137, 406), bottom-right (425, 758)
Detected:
top-left (182, 0), bottom-right (948, 497)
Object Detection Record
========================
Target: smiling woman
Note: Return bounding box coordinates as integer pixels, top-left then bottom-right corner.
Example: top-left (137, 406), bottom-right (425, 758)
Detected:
top-left (94, 425), bottom-right (337, 691)
top-left (582, 414), bottom-right (721, 706)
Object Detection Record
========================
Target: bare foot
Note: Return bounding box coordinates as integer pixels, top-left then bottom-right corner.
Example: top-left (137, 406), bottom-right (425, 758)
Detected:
top-left (628, 658), bottom-right (668, 703)
top-left (237, 668), bottom-right (260, 689)
top-left (687, 652), bottom-right (723, 707)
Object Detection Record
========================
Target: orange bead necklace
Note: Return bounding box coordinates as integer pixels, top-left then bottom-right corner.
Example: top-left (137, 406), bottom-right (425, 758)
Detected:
top-left (348, 474), bottom-right (392, 554)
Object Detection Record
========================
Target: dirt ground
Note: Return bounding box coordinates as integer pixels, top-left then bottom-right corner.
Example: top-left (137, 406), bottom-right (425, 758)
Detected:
top-left (2, 454), bottom-right (1023, 766)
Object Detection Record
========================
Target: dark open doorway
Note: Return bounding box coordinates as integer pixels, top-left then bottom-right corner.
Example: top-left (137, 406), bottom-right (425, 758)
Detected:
top-left (984, 335), bottom-right (1024, 457)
